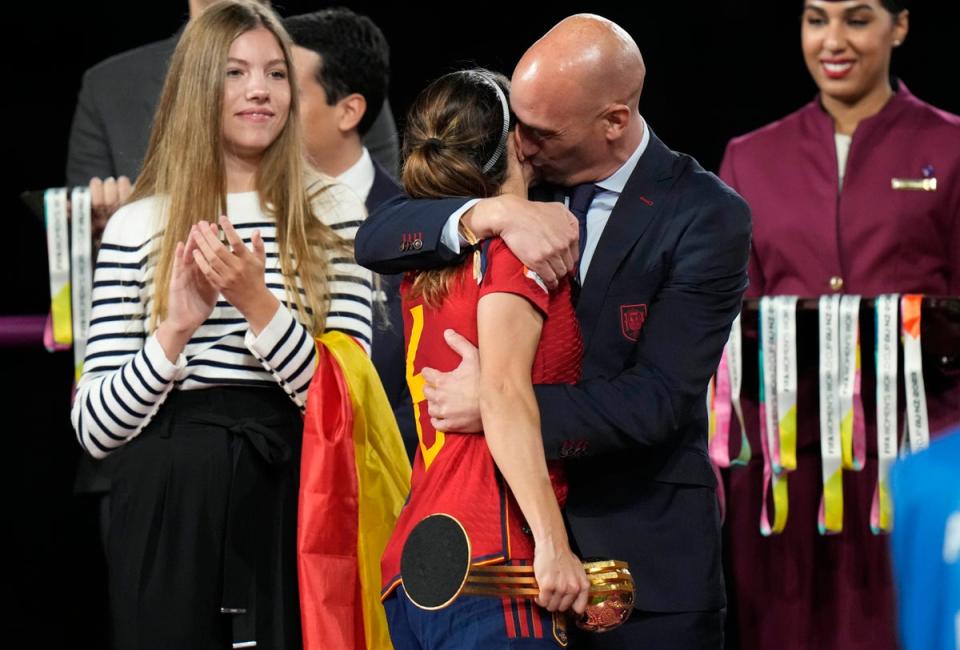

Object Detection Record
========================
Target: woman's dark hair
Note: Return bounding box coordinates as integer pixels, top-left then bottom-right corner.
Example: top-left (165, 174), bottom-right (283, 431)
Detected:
top-left (880, 0), bottom-right (906, 13)
top-left (401, 68), bottom-right (515, 201)
top-left (401, 68), bottom-right (515, 306)
top-left (804, 0), bottom-right (907, 14)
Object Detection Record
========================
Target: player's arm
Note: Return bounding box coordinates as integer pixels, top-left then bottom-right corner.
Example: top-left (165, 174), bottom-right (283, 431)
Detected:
top-left (477, 291), bottom-right (589, 614)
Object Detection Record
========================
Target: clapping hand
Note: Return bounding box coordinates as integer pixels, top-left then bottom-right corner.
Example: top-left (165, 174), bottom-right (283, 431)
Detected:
top-left (191, 215), bottom-right (280, 335)
top-left (158, 229), bottom-right (218, 362)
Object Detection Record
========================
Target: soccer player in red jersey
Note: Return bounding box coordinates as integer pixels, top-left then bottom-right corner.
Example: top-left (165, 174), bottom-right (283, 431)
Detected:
top-left (379, 69), bottom-right (590, 649)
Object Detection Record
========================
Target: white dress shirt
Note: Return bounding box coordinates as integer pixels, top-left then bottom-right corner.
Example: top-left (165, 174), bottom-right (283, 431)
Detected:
top-left (336, 147), bottom-right (375, 204)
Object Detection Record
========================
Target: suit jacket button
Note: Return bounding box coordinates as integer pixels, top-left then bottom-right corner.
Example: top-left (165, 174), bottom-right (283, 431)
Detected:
top-left (413, 239), bottom-right (423, 250)
top-left (829, 275), bottom-right (844, 292)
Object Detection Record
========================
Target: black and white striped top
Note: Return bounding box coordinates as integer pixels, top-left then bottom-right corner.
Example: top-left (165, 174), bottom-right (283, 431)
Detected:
top-left (71, 188), bottom-right (373, 459)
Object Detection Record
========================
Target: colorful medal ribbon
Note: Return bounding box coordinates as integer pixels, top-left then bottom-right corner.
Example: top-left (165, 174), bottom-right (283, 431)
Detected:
top-left (758, 297), bottom-right (790, 536)
top-left (44, 188), bottom-right (72, 350)
top-left (838, 296), bottom-right (866, 471)
top-left (728, 312), bottom-right (749, 464)
top-left (817, 295), bottom-right (843, 534)
top-left (774, 296), bottom-right (799, 473)
top-left (871, 294), bottom-right (899, 534)
top-left (70, 188), bottom-right (93, 380)
top-left (709, 313), bottom-right (751, 468)
top-left (706, 375), bottom-right (726, 521)
top-left (901, 295), bottom-right (929, 454)
top-left (707, 313), bottom-right (750, 523)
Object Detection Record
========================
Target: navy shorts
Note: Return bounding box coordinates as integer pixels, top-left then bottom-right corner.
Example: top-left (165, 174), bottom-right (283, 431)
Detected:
top-left (383, 585), bottom-right (568, 649)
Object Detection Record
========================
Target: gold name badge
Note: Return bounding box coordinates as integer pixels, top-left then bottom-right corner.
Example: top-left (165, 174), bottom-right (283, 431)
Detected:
top-left (891, 177), bottom-right (937, 191)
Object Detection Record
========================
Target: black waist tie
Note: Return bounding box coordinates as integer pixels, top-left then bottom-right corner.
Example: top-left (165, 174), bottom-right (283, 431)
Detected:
top-left (106, 387), bottom-right (303, 650)
top-left (188, 413), bottom-right (293, 649)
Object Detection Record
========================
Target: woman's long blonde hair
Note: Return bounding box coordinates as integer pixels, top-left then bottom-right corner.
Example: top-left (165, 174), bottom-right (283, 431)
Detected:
top-left (132, 0), bottom-right (346, 334)
top-left (401, 69), bottom-right (514, 307)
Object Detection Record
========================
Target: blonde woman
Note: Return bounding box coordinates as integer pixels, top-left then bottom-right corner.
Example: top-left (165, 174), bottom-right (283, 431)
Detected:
top-left (70, 1), bottom-right (372, 647)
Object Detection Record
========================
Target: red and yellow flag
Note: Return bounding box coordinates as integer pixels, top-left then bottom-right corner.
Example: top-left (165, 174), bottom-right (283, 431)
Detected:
top-left (298, 331), bottom-right (411, 650)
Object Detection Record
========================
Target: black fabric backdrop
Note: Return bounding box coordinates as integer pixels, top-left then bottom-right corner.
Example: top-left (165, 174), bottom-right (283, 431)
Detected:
top-left (2, 1), bottom-right (957, 646)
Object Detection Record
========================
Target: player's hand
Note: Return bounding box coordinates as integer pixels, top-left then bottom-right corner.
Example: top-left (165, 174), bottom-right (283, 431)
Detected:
top-left (533, 537), bottom-right (591, 614)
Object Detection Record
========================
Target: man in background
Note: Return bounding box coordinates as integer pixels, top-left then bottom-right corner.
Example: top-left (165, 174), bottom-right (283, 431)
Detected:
top-left (66, 0), bottom-right (401, 232)
top-left (285, 8), bottom-right (414, 459)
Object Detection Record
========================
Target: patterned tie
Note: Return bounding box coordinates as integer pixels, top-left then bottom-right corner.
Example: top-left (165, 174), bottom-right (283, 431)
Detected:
top-left (567, 183), bottom-right (600, 282)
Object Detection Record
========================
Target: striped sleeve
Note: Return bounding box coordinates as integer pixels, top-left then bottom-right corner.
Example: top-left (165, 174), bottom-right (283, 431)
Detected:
top-left (244, 306), bottom-right (316, 409)
top-left (326, 259), bottom-right (374, 353)
top-left (243, 179), bottom-right (372, 408)
top-left (70, 207), bottom-right (184, 459)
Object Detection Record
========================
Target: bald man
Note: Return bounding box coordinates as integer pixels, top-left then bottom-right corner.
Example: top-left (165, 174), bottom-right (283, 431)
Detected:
top-left (357, 15), bottom-right (750, 649)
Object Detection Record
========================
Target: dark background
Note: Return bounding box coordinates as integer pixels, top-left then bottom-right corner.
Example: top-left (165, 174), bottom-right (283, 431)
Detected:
top-left (3, 1), bottom-right (958, 647)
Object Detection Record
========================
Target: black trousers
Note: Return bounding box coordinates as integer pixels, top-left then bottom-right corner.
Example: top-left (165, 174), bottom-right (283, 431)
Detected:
top-left (107, 387), bottom-right (303, 650)
top-left (571, 608), bottom-right (725, 650)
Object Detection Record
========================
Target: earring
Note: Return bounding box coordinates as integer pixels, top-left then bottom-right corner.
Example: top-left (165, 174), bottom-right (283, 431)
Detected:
top-left (893, 39), bottom-right (901, 46)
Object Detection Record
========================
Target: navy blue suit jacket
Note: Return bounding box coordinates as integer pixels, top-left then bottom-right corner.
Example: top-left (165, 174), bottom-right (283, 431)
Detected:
top-left (355, 132), bottom-right (751, 612)
top-left (364, 161), bottom-right (417, 461)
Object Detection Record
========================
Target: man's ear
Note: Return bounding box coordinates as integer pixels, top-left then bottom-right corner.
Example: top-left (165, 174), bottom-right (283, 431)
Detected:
top-left (337, 93), bottom-right (368, 133)
top-left (602, 104), bottom-right (631, 142)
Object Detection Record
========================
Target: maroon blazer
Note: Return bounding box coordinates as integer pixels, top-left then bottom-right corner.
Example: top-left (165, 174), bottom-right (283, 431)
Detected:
top-left (721, 81), bottom-right (960, 299)
top-left (719, 83), bottom-right (960, 650)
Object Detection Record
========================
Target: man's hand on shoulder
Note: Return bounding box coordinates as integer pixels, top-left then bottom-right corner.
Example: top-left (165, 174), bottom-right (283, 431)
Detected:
top-left (462, 194), bottom-right (579, 288)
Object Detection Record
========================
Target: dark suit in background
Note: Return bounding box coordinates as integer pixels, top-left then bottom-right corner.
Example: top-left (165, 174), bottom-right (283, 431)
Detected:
top-left (356, 131), bottom-right (751, 648)
top-left (66, 37), bottom-right (176, 187)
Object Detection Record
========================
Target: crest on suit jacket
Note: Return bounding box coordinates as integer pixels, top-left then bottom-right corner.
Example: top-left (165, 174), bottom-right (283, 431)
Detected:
top-left (620, 304), bottom-right (647, 341)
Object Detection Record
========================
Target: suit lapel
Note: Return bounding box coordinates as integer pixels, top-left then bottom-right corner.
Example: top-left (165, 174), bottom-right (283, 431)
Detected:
top-left (366, 160), bottom-right (403, 213)
top-left (576, 133), bottom-right (677, 352)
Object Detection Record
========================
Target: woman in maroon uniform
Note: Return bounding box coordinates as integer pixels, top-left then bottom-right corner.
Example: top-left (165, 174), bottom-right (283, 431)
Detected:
top-left (380, 69), bottom-right (590, 649)
top-left (719, 2), bottom-right (960, 649)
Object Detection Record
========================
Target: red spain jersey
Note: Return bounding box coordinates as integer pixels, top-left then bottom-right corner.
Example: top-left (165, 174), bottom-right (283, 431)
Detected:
top-left (381, 239), bottom-right (582, 598)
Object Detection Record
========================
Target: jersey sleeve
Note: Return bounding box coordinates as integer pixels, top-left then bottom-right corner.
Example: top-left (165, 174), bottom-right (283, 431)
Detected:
top-left (477, 238), bottom-right (552, 317)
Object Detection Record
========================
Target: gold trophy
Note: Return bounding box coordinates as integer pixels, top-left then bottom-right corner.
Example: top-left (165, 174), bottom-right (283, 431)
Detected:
top-left (400, 513), bottom-right (634, 633)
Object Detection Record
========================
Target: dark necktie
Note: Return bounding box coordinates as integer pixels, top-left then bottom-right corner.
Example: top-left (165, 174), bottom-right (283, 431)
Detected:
top-left (567, 183), bottom-right (600, 281)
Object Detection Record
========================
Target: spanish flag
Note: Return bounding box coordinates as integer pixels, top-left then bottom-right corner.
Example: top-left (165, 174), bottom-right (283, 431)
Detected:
top-left (298, 332), bottom-right (411, 649)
